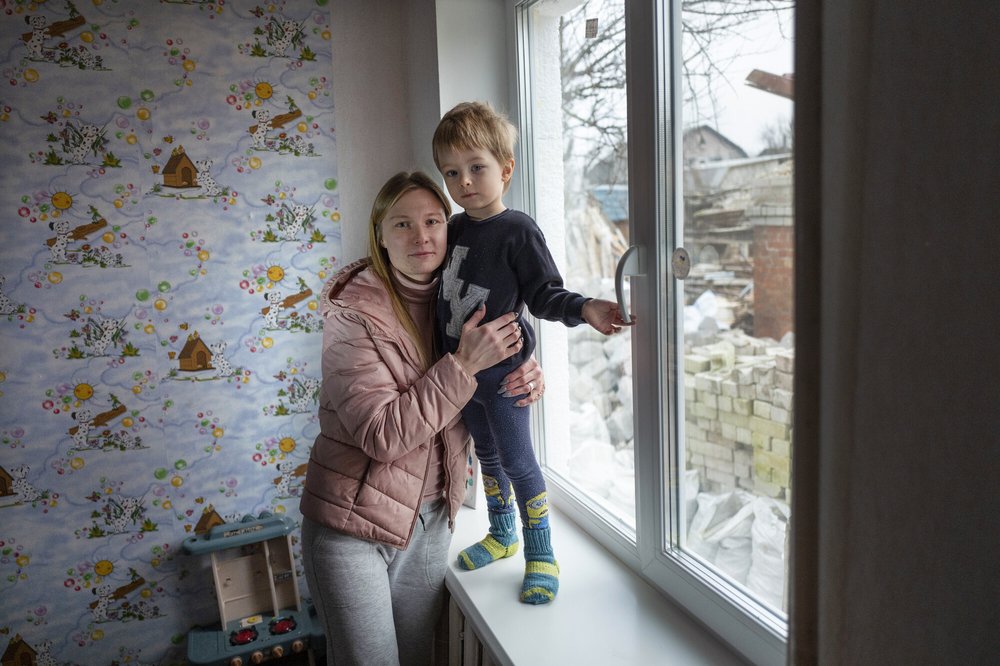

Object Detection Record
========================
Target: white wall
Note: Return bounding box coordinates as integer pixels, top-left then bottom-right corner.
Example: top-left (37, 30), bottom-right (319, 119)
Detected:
top-left (435, 0), bottom-right (510, 113)
top-left (407, 0), bottom-right (446, 177)
top-left (435, 0), bottom-right (514, 212)
top-left (330, 0), bottom-right (438, 263)
top-left (331, 0), bottom-right (512, 264)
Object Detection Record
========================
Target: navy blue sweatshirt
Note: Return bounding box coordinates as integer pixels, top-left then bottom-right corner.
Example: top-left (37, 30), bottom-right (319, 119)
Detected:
top-left (436, 209), bottom-right (588, 367)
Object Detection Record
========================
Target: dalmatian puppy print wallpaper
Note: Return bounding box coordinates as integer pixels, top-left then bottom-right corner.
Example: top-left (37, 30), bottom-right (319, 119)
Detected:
top-left (0, 2), bottom-right (338, 663)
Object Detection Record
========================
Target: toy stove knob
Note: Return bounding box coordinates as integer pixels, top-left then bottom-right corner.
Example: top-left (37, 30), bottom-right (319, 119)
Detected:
top-left (250, 650), bottom-right (265, 664)
top-left (228, 658), bottom-right (243, 666)
top-left (291, 639), bottom-right (306, 653)
top-left (271, 645), bottom-right (285, 658)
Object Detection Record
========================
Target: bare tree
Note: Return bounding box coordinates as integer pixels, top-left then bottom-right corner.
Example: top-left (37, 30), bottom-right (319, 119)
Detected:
top-left (559, 0), bottom-right (794, 181)
top-left (759, 117), bottom-right (794, 153)
top-left (681, 1), bottom-right (794, 128)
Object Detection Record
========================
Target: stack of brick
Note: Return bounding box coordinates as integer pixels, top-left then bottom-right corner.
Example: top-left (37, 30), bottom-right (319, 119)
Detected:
top-left (684, 332), bottom-right (794, 502)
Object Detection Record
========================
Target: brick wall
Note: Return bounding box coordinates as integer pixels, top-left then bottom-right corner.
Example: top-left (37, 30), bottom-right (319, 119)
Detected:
top-left (684, 332), bottom-right (793, 502)
top-left (750, 208), bottom-right (794, 340)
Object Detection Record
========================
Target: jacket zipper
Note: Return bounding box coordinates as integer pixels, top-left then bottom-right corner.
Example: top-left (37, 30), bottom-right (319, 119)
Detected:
top-left (403, 440), bottom-right (435, 547)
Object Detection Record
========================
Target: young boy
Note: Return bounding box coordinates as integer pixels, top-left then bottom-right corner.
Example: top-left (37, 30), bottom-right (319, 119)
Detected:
top-left (432, 101), bottom-right (630, 604)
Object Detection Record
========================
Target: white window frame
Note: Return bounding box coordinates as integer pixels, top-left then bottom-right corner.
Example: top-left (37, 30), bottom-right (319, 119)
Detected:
top-left (507, 1), bottom-right (790, 663)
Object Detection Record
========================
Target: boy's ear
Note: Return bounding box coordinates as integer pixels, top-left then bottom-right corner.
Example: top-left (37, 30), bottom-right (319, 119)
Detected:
top-left (502, 158), bottom-right (515, 183)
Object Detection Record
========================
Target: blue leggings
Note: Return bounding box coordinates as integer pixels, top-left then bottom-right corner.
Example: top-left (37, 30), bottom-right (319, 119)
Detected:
top-left (462, 364), bottom-right (546, 527)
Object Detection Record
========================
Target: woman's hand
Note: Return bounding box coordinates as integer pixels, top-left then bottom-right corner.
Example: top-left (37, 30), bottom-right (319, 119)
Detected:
top-left (500, 355), bottom-right (545, 407)
top-left (453, 305), bottom-right (523, 375)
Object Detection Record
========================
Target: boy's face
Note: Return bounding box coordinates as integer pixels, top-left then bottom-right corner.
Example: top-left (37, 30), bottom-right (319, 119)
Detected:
top-left (437, 147), bottom-right (514, 220)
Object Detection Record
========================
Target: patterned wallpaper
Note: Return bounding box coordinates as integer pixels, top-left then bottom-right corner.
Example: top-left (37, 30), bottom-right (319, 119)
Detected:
top-left (0, 1), bottom-right (338, 663)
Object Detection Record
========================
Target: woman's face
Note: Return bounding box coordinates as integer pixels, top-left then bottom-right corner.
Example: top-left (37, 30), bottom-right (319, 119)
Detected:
top-left (379, 188), bottom-right (448, 283)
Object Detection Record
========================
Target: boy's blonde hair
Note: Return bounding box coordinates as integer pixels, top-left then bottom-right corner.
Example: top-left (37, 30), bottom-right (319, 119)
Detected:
top-left (367, 171), bottom-right (451, 370)
top-left (432, 102), bottom-right (518, 190)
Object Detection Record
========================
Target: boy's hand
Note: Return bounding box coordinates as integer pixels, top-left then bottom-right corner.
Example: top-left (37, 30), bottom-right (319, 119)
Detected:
top-left (582, 298), bottom-right (635, 335)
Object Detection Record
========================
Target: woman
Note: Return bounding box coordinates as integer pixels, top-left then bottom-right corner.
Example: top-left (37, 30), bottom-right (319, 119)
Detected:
top-left (299, 171), bottom-right (544, 666)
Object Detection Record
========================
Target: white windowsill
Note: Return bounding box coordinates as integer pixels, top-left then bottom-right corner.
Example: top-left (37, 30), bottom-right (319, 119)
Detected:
top-left (445, 502), bottom-right (747, 665)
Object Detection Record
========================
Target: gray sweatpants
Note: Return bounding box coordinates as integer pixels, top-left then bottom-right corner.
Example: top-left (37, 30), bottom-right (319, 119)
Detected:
top-left (301, 500), bottom-right (452, 666)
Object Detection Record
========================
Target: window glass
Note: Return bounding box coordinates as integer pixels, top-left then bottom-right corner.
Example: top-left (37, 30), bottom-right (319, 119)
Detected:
top-left (676, 0), bottom-right (795, 614)
top-left (523, 0), bottom-right (635, 533)
top-left (519, 0), bottom-right (795, 629)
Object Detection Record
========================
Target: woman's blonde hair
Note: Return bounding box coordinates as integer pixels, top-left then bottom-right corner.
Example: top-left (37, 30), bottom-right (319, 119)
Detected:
top-left (367, 171), bottom-right (451, 370)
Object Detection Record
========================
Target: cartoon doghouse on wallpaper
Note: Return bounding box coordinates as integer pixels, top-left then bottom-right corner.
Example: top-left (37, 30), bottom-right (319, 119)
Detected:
top-left (177, 333), bottom-right (213, 371)
top-left (159, 145), bottom-right (198, 188)
top-left (194, 506), bottom-right (227, 535)
top-left (0, 466), bottom-right (12, 498)
top-left (2, 635), bottom-right (37, 666)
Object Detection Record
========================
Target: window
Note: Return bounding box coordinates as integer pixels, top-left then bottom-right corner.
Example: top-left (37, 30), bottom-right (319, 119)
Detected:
top-left (514, 0), bottom-right (794, 662)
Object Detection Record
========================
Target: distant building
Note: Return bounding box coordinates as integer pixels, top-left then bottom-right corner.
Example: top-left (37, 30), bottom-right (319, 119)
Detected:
top-left (683, 125), bottom-right (748, 165)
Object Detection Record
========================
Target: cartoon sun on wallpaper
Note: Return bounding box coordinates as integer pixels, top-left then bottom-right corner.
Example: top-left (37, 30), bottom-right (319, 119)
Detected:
top-left (51, 190), bottom-right (73, 210)
top-left (252, 435), bottom-right (300, 466)
top-left (255, 80), bottom-right (274, 99)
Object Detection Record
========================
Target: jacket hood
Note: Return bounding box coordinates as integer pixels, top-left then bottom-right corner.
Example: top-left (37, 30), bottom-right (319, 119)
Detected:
top-left (322, 258), bottom-right (394, 330)
top-left (320, 257), bottom-right (424, 369)
top-left (322, 257), bottom-right (368, 302)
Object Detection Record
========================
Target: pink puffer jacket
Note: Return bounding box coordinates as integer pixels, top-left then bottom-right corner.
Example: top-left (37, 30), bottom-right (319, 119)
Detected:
top-left (299, 259), bottom-right (476, 549)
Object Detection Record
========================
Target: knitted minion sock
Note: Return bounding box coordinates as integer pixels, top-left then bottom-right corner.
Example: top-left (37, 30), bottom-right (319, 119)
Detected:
top-left (457, 475), bottom-right (519, 570)
top-left (520, 526), bottom-right (559, 604)
top-left (457, 509), bottom-right (519, 570)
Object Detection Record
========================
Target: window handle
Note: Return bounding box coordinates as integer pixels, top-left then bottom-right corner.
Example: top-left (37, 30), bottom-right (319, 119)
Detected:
top-left (615, 245), bottom-right (643, 324)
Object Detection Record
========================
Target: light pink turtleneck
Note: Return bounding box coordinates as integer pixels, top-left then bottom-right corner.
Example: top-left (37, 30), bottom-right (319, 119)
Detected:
top-left (393, 269), bottom-right (446, 502)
